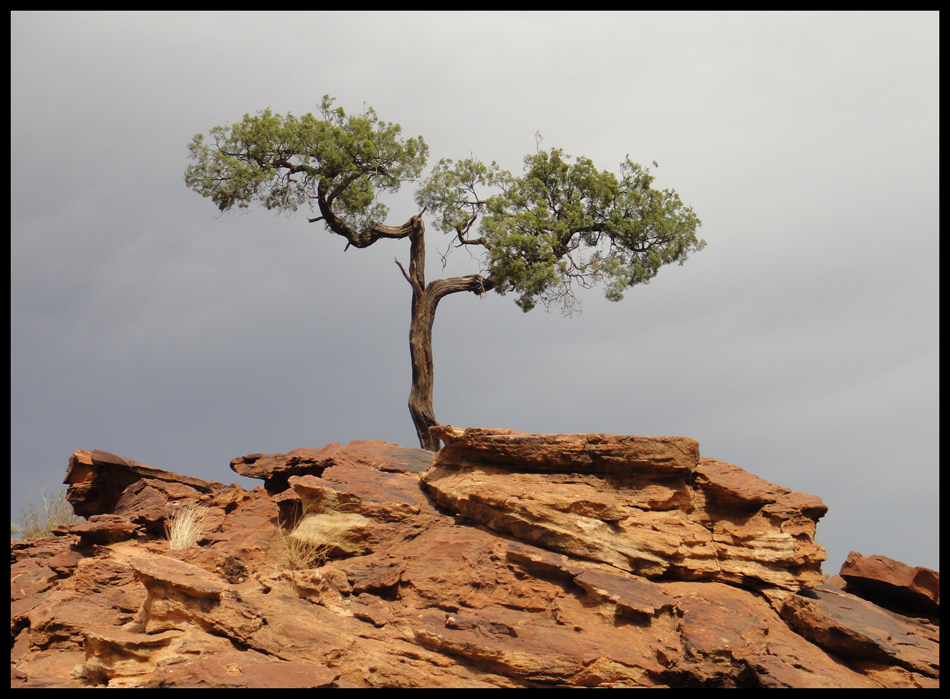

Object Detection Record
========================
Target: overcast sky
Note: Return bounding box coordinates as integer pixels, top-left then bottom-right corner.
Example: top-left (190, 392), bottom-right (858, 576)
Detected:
top-left (11, 12), bottom-right (938, 574)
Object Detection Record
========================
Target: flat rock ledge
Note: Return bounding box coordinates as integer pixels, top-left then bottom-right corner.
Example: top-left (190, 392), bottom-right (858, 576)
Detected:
top-left (423, 426), bottom-right (828, 591)
top-left (230, 440), bottom-right (434, 493)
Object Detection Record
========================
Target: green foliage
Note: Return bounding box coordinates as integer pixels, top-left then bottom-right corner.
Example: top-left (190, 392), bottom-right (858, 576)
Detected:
top-left (414, 145), bottom-right (704, 313)
top-left (185, 96), bottom-right (428, 233)
top-left (483, 149), bottom-right (703, 313)
top-left (187, 98), bottom-right (704, 315)
top-left (414, 157), bottom-right (505, 238)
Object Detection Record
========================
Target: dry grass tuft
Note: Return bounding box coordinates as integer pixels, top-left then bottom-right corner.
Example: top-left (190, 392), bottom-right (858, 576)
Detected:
top-left (16, 486), bottom-right (84, 539)
top-left (279, 494), bottom-right (366, 571)
top-left (165, 503), bottom-right (215, 550)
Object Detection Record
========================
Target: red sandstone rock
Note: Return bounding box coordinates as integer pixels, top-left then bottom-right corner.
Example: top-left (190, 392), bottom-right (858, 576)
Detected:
top-left (67, 515), bottom-right (143, 545)
top-left (838, 551), bottom-right (939, 617)
top-left (423, 430), bottom-right (827, 591)
top-left (230, 440), bottom-right (434, 493)
top-left (780, 584), bottom-right (939, 686)
top-left (430, 425), bottom-right (700, 474)
top-left (10, 436), bottom-right (940, 687)
top-left (146, 650), bottom-right (339, 688)
top-left (65, 449), bottom-right (228, 518)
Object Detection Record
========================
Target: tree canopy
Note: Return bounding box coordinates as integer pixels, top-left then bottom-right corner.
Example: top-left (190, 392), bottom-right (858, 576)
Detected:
top-left (186, 96), bottom-right (704, 315)
top-left (416, 146), bottom-right (703, 313)
top-left (186, 96), bottom-right (429, 248)
top-left (185, 96), bottom-right (705, 449)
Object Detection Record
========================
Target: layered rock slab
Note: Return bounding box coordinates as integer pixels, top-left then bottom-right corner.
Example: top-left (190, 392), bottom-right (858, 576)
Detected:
top-left (230, 440), bottom-right (434, 493)
top-left (780, 583), bottom-right (939, 683)
top-left (428, 426), bottom-right (700, 474)
top-left (422, 426), bottom-right (827, 590)
top-left (65, 449), bottom-right (228, 520)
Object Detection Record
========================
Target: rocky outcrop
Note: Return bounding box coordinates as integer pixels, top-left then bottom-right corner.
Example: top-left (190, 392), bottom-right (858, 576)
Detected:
top-left (10, 429), bottom-right (939, 688)
top-left (66, 449), bottom-right (229, 519)
top-left (423, 426), bottom-right (827, 591)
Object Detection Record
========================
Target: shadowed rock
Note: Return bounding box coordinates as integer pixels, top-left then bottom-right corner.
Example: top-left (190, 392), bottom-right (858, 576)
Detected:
top-left (780, 583), bottom-right (939, 681)
top-left (65, 449), bottom-right (228, 522)
top-left (837, 551), bottom-right (939, 617)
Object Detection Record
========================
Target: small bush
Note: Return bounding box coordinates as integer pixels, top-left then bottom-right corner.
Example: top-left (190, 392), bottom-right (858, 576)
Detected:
top-left (165, 503), bottom-right (215, 550)
top-left (16, 486), bottom-right (84, 539)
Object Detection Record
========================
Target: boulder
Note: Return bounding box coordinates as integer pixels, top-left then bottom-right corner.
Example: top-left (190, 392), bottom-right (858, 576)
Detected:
top-left (10, 433), bottom-right (939, 687)
top-left (67, 515), bottom-right (143, 545)
top-left (838, 551), bottom-right (939, 617)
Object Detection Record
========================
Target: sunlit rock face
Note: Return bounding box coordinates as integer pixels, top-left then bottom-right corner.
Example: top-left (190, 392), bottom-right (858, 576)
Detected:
top-left (424, 426), bottom-right (828, 591)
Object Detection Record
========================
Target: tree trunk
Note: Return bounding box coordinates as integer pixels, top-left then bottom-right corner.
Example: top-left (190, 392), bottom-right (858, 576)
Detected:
top-left (405, 219), bottom-right (439, 451)
top-left (399, 216), bottom-right (494, 451)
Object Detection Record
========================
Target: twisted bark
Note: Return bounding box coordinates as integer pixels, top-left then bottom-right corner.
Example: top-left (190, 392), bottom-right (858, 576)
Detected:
top-left (397, 216), bottom-right (494, 451)
top-left (311, 205), bottom-right (493, 451)
top-left (310, 192), bottom-right (418, 249)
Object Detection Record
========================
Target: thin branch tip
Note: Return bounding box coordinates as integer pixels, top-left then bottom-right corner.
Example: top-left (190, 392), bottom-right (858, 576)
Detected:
top-left (394, 257), bottom-right (412, 284)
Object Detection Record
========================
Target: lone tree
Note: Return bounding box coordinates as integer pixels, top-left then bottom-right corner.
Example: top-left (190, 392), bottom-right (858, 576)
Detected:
top-left (185, 96), bottom-right (705, 451)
